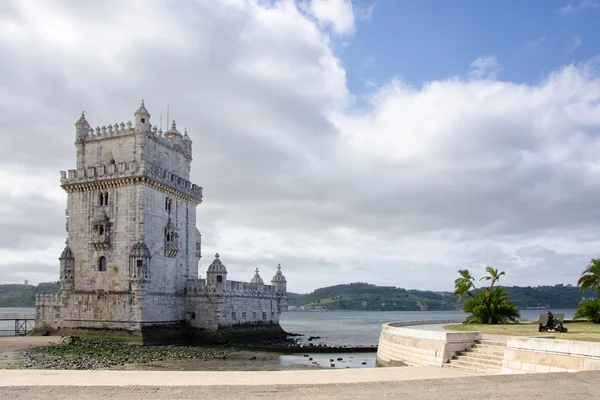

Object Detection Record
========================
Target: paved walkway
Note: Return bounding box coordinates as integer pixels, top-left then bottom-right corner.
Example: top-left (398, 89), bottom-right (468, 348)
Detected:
top-left (1, 371), bottom-right (600, 399)
top-left (0, 366), bottom-right (478, 386)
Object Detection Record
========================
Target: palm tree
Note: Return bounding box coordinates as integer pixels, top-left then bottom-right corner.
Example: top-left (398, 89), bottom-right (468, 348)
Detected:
top-left (480, 266), bottom-right (505, 290)
top-left (453, 269), bottom-right (477, 302)
top-left (454, 267), bottom-right (519, 324)
top-left (577, 259), bottom-right (600, 299)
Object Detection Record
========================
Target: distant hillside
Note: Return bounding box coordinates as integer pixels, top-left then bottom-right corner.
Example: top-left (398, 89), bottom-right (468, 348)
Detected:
top-left (286, 282), bottom-right (458, 311)
top-left (501, 284), bottom-right (595, 309)
top-left (0, 283), bottom-right (60, 307)
top-left (287, 283), bottom-right (595, 311)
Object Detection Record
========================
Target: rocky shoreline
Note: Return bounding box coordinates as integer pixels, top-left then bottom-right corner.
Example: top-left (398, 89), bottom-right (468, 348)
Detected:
top-left (21, 335), bottom-right (377, 370)
top-left (24, 336), bottom-right (232, 370)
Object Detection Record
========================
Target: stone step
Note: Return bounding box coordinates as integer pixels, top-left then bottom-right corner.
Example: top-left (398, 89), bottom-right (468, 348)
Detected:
top-left (470, 344), bottom-right (506, 353)
top-left (454, 351), bottom-right (504, 363)
top-left (479, 340), bottom-right (507, 347)
top-left (472, 342), bottom-right (507, 349)
top-left (448, 358), bottom-right (502, 371)
top-left (467, 348), bottom-right (505, 357)
top-left (444, 362), bottom-right (500, 375)
top-left (451, 354), bottom-right (503, 366)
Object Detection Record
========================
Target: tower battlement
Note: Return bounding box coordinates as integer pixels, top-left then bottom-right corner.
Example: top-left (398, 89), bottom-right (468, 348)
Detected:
top-left (76, 120), bottom-right (193, 159)
top-left (60, 160), bottom-right (203, 203)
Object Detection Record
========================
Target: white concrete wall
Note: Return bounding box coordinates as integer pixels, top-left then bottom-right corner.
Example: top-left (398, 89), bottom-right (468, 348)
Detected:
top-left (502, 336), bottom-right (600, 374)
top-left (376, 321), bottom-right (481, 367)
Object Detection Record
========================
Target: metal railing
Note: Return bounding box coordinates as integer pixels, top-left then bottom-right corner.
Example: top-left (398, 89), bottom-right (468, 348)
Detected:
top-left (0, 313), bottom-right (35, 336)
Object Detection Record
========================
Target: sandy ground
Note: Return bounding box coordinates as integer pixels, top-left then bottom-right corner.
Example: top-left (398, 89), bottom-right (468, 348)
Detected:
top-left (0, 337), bottom-right (63, 368)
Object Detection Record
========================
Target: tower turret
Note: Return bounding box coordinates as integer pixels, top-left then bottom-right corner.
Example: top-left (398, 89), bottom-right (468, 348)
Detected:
top-left (166, 120), bottom-right (183, 146)
top-left (206, 253), bottom-right (227, 288)
top-left (75, 111), bottom-right (90, 141)
top-left (270, 264), bottom-right (287, 295)
top-left (250, 268), bottom-right (264, 291)
top-left (134, 100), bottom-right (151, 133)
top-left (59, 245), bottom-right (74, 291)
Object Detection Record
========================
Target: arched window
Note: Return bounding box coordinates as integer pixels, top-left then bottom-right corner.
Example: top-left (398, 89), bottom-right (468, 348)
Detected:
top-left (165, 197), bottom-right (172, 212)
top-left (98, 191), bottom-right (109, 206)
top-left (99, 225), bottom-right (105, 235)
top-left (129, 242), bottom-right (151, 280)
top-left (98, 256), bottom-right (107, 272)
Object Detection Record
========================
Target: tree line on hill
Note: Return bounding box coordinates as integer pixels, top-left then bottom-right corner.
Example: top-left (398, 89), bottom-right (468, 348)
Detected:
top-left (0, 283), bottom-right (60, 308)
top-left (286, 282), bottom-right (595, 311)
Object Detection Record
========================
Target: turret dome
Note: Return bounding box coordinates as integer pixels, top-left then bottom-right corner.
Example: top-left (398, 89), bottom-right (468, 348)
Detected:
top-left (207, 253), bottom-right (227, 274)
top-left (250, 268), bottom-right (264, 285)
top-left (167, 120), bottom-right (182, 137)
top-left (59, 246), bottom-right (74, 260)
top-left (134, 100), bottom-right (150, 118)
top-left (271, 264), bottom-right (286, 283)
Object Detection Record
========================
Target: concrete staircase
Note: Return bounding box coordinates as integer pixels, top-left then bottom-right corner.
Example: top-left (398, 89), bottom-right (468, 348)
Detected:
top-left (444, 340), bottom-right (506, 374)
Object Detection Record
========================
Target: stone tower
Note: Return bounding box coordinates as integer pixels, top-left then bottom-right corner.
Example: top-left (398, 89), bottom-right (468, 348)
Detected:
top-left (36, 102), bottom-right (288, 342)
top-left (37, 101), bottom-right (203, 337)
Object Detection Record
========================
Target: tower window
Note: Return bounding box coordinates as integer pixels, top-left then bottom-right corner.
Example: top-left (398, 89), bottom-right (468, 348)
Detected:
top-left (98, 256), bottom-right (107, 272)
top-left (99, 225), bottom-right (105, 235)
top-left (165, 197), bottom-right (172, 212)
top-left (141, 118), bottom-right (145, 123)
top-left (216, 275), bottom-right (223, 283)
top-left (98, 191), bottom-right (109, 206)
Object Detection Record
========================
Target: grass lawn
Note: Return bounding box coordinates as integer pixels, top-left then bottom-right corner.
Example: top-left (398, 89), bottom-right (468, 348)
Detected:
top-left (444, 322), bottom-right (600, 342)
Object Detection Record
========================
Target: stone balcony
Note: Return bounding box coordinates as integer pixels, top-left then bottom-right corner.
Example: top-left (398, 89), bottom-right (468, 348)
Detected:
top-left (91, 232), bottom-right (110, 250)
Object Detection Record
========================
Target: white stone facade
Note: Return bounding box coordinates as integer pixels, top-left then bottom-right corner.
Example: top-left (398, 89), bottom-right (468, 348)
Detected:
top-left (36, 102), bottom-right (287, 339)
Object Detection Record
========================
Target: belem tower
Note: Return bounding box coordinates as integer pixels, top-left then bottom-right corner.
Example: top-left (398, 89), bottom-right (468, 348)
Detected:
top-left (35, 102), bottom-right (287, 341)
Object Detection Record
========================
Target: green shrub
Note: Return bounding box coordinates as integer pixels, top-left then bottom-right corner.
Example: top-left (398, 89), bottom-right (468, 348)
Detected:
top-left (574, 300), bottom-right (600, 324)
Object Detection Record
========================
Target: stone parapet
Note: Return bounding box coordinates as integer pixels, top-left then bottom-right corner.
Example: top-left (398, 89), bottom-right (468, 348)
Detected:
top-left (501, 336), bottom-right (600, 374)
top-left (78, 124), bottom-right (192, 159)
top-left (376, 321), bottom-right (481, 367)
top-left (35, 293), bottom-right (63, 307)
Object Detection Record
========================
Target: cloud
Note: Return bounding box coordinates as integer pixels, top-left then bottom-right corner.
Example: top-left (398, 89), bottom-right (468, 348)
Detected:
top-left (469, 55), bottom-right (500, 80)
top-left (308, 0), bottom-right (355, 35)
top-left (355, 1), bottom-right (377, 21)
top-left (525, 35), bottom-right (547, 48)
top-left (559, 0), bottom-right (600, 15)
top-left (1, 0), bottom-right (600, 293)
top-left (568, 34), bottom-right (582, 53)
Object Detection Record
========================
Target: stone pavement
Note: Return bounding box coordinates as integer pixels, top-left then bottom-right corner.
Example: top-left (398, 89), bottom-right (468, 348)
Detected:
top-left (0, 366), bottom-right (478, 386)
top-left (1, 370), bottom-right (600, 400)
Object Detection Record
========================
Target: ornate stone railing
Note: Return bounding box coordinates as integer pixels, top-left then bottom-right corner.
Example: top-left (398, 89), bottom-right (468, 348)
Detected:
top-left (60, 161), bottom-right (202, 202)
top-left (78, 123), bottom-right (192, 158)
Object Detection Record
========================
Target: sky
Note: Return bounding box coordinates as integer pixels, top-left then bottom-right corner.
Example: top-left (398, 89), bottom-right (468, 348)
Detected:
top-left (1, 0), bottom-right (600, 294)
